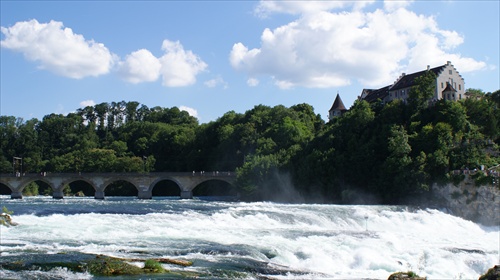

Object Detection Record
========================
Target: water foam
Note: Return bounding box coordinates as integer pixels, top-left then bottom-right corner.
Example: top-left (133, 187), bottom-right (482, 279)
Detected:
top-left (1, 198), bottom-right (498, 279)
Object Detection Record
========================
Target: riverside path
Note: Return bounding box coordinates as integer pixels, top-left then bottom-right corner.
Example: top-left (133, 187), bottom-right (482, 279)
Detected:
top-left (0, 172), bottom-right (236, 199)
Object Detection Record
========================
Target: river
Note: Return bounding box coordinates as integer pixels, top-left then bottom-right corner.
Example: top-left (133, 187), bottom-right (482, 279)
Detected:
top-left (0, 196), bottom-right (498, 279)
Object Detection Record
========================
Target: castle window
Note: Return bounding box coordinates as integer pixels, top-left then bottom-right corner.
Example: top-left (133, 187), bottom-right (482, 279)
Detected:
top-left (459, 84), bottom-right (461, 90)
top-left (449, 70), bottom-right (452, 75)
top-left (441, 82), bottom-right (444, 88)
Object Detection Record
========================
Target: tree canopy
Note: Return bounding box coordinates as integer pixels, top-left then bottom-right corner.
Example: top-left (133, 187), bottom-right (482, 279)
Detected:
top-left (2, 87), bottom-right (500, 203)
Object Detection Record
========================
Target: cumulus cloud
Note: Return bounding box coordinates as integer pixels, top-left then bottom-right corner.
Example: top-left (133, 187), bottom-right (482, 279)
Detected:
top-left (204, 76), bottom-right (228, 89)
top-left (159, 40), bottom-right (208, 87)
top-left (1, 19), bottom-right (115, 79)
top-left (2, 20), bottom-right (208, 88)
top-left (118, 49), bottom-right (161, 83)
top-left (179, 106), bottom-right (198, 118)
top-left (119, 41), bottom-right (207, 87)
top-left (231, 1), bottom-right (487, 89)
top-left (80, 100), bottom-right (96, 107)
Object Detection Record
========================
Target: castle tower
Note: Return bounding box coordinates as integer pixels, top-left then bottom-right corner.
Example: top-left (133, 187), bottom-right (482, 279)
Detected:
top-left (328, 93), bottom-right (347, 120)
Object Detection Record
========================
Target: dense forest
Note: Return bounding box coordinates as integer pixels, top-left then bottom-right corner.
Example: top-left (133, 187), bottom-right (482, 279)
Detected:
top-left (2, 75), bottom-right (499, 203)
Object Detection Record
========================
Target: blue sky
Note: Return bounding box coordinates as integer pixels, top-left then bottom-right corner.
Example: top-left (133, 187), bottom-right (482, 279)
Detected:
top-left (1, 1), bottom-right (499, 123)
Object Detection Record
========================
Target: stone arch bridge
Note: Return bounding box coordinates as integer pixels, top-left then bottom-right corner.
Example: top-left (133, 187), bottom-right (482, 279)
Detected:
top-left (0, 172), bottom-right (236, 199)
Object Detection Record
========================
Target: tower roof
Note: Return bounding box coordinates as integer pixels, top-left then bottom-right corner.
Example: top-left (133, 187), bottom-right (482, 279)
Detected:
top-left (442, 82), bottom-right (457, 93)
top-left (329, 93), bottom-right (347, 112)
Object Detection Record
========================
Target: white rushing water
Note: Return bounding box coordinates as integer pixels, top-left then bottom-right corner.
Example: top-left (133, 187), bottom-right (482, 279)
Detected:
top-left (0, 196), bottom-right (498, 279)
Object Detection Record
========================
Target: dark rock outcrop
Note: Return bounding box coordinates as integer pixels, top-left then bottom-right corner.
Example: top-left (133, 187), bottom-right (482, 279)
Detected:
top-left (388, 271), bottom-right (426, 280)
top-left (478, 265), bottom-right (500, 280)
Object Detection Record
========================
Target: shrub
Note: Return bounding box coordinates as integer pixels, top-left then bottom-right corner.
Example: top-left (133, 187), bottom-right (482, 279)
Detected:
top-left (143, 259), bottom-right (165, 273)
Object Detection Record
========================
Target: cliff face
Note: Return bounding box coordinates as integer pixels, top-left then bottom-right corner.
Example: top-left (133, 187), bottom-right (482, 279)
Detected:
top-left (430, 177), bottom-right (500, 226)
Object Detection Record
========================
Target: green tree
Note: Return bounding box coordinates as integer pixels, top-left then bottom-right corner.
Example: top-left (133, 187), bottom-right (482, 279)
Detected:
top-left (23, 182), bottom-right (39, 196)
top-left (380, 125), bottom-right (413, 201)
top-left (408, 70), bottom-right (437, 111)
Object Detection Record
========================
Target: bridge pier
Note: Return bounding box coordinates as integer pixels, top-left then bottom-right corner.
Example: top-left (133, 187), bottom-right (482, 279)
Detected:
top-left (52, 190), bottom-right (64, 199)
top-left (95, 190), bottom-right (105, 199)
top-left (138, 190), bottom-right (152, 199)
top-left (180, 191), bottom-right (193, 199)
top-left (11, 191), bottom-right (22, 199)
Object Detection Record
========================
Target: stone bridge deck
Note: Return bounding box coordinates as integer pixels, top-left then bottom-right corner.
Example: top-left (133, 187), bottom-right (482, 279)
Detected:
top-left (0, 172), bottom-right (236, 199)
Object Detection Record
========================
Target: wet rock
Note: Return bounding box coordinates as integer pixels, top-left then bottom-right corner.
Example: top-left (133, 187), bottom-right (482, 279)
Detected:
top-left (0, 252), bottom-right (198, 278)
top-left (388, 271), bottom-right (426, 280)
top-left (479, 265), bottom-right (500, 280)
top-left (0, 213), bottom-right (18, 227)
top-left (87, 255), bottom-right (144, 276)
top-left (157, 257), bottom-right (193, 267)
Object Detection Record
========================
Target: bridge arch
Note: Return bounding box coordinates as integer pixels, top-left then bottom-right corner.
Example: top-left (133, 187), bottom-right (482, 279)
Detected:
top-left (149, 176), bottom-right (183, 192)
top-left (103, 179), bottom-right (139, 197)
top-left (61, 178), bottom-right (96, 192)
top-left (192, 179), bottom-right (238, 197)
top-left (0, 182), bottom-right (11, 195)
top-left (19, 178), bottom-right (56, 195)
top-left (151, 179), bottom-right (181, 197)
top-left (61, 179), bottom-right (96, 197)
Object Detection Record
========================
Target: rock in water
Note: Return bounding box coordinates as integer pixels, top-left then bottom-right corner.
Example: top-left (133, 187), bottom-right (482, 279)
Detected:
top-left (479, 265), bottom-right (500, 280)
top-left (0, 213), bottom-right (18, 226)
top-left (388, 271), bottom-right (426, 280)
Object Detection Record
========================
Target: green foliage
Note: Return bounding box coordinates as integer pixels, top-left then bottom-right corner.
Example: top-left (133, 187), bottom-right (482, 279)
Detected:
top-left (472, 172), bottom-right (494, 186)
top-left (407, 271), bottom-right (420, 277)
top-left (86, 256), bottom-right (143, 276)
top-left (449, 174), bottom-right (465, 186)
top-left (0, 92), bottom-right (499, 203)
top-left (143, 259), bottom-right (165, 273)
top-left (2, 206), bottom-right (13, 215)
top-left (409, 70), bottom-right (437, 110)
top-left (22, 182), bottom-right (39, 196)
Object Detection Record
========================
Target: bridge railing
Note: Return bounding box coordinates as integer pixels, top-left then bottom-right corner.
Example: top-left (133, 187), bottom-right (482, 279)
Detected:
top-left (0, 171), bottom-right (236, 178)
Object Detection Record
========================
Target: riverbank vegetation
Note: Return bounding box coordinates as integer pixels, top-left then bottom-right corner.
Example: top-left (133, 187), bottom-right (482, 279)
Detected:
top-left (1, 85), bottom-right (499, 203)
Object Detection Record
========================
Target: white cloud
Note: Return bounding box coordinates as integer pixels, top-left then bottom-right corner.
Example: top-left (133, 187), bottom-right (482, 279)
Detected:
top-left (118, 49), bottom-right (161, 83)
top-left (1, 19), bottom-right (115, 79)
top-left (384, 0), bottom-right (413, 12)
top-left (229, 43), bottom-right (261, 71)
top-left (204, 76), bottom-right (228, 89)
top-left (179, 106), bottom-right (198, 118)
top-left (1, 20), bottom-right (208, 88)
top-left (231, 3), bottom-right (487, 89)
top-left (159, 40), bottom-right (208, 87)
top-left (255, 1), bottom-right (350, 17)
top-left (255, 1), bottom-right (376, 17)
top-left (247, 78), bottom-right (259, 87)
top-left (80, 100), bottom-right (96, 107)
